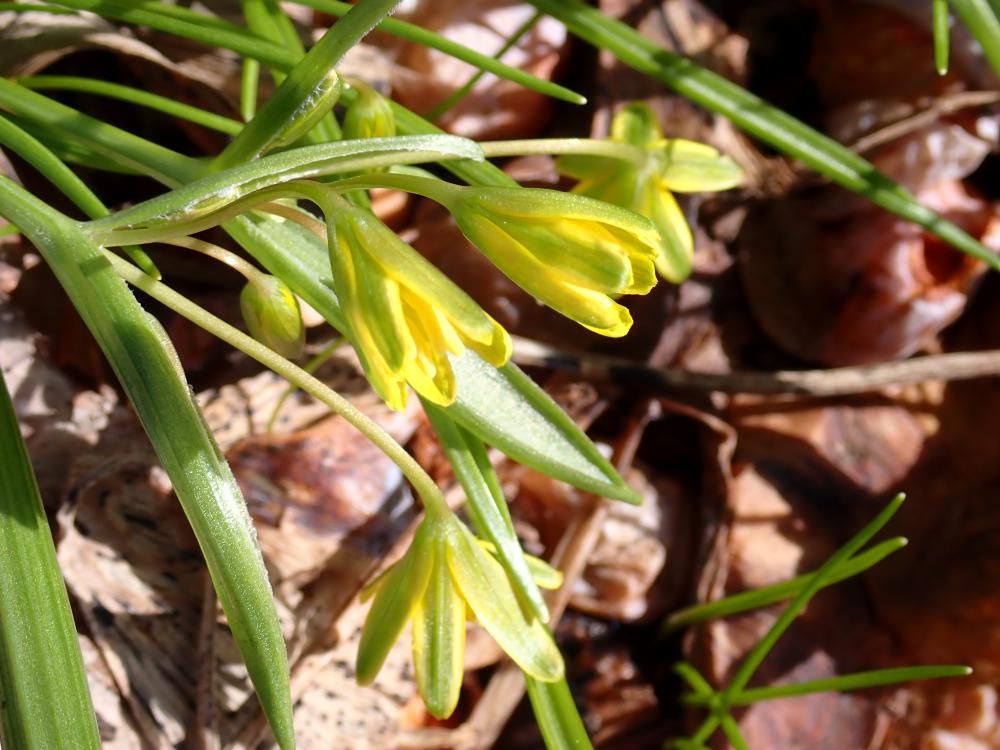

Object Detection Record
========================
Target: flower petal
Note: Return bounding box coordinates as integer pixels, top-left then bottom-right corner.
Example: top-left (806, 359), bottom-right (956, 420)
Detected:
top-left (412, 541), bottom-right (466, 719)
top-left (356, 526), bottom-right (434, 685)
top-left (456, 214), bottom-right (633, 336)
top-left (446, 523), bottom-right (564, 682)
top-left (657, 139), bottom-right (744, 193)
top-left (643, 184), bottom-right (694, 283)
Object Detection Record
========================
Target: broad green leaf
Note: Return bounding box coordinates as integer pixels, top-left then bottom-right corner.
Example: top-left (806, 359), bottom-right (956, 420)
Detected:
top-left (0, 374), bottom-right (100, 749)
top-left (0, 178), bottom-right (295, 749)
top-left (449, 352), bottom-right (640, 503)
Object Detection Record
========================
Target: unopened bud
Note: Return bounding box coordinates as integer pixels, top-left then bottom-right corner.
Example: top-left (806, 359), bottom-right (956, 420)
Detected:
top-left (343, 84), bottom-right (396, 140)
top-left (240, 275), bottom-right (305, 359)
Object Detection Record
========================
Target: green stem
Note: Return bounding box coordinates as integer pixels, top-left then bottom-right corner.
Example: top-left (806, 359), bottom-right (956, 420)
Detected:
top-left (160, 236), bottom-right (263, 280)
top-left (425, 10), bottom-right (544, 120)
top-left (213, 0), bottom-right (401, 168)
top-left (266, 337), bottom-right (345, 432)
top-left (108, 253), bottom-right (451, 518)
top-left (18, 76), bottom-right (244, 136)
top-left (933, 0), bottom-right (952, 75)
top-left (480, 137), bottom-right (647, 163)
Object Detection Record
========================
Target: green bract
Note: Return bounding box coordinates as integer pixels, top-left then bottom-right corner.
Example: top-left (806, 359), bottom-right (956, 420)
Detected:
top-left (240, 274), bottom-right (306, 359)
top-left (357, 510), bottom-right (563, 719)
top-left (557, 102), bottom-right (743, 282)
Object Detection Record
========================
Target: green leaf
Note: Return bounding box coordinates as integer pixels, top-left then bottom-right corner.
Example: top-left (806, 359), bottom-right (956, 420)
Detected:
top-left (525, 676), bottom-right (594, 750)
top-left (86, 135), bottom-right (484, 245)
top-left (952, 0), bottom-right (1000, 77)
top-left (0, 178), bottom-right (295, 749)
top-left (663, 537), bottom-right (908, 631)
top-left (726, 665), bottom-right (971, 705)
top-left (0, 374), bottom-right (100, 749)
top-left (528, 0), bottom-right (1000, 271)
top-left (448, 351), bottom-right (640, 503)
top-left (934, 0), bottom-right (951, 75)
top-left (424, 402), bottom-right (550, 622)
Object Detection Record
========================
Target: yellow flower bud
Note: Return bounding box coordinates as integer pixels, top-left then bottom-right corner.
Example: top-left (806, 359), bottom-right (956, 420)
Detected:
top-left (557, 101), bottom-right (743, 283)
top-left (239, 274), bottom-right (305, 359)
top-left (446, 186), bottom-right (660, 337)
top-left (327, 198), bottom-right (511, 411)
top-left (343, 83), bottom-right (396, 140)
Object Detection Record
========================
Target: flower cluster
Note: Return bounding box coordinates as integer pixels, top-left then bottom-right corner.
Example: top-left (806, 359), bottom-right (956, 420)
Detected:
top-left (557, 102), bottom-right (743, 282)
top-left (356, 510), bottom-right (563, 718)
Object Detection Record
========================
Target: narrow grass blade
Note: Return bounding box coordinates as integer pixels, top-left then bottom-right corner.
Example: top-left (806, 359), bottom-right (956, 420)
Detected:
top-left (952, 0), bottom-right (1000, 77)
top-left (528, 0), bottom-right (1000, 270)
top-left (0, 112), bottom-right (160, 278)
top-left (0, 375), bottom-right (100, 749)
top-left (934, 0), bottom-right (952, 74)
top-left (725, 665), bottom-right (971, 705)
top-left (293, 0), bottom-right (585, 105)
top-left (721, 494), bottom-right (906, 701)
top-left (525, 676), bottom-right (594, 750)
top-left (18, 76), bottom-right (244, 136)
top-left (0, 180), bottom-right (295, 749)
top-left (663, 537), bottom-right (907, 631)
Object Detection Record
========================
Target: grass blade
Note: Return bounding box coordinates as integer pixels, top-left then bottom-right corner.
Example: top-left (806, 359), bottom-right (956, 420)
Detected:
top-left (952, 0), bottom-right (1000, 77)
top-left (0, 179), bottom-right (295, 748)
top-left (292, 0), bottom-right (585, 105)
top-left (721, 494), bottom-right (906, 701)
top-left (0, 375), bottom-right (100, 749)
top-left (934, 0), bottom-right (952, 75)
top-left (663, 537), bottom-right (907, 631)
top-left (726, 665), bottom-right (971, 705)
top-left (528, 0), bottom-right (1000, 270)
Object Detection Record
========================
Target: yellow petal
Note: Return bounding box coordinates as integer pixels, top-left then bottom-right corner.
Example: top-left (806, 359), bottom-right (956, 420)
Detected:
top-left (643, 185), bottom-right (694, 283)
top-left (446, 523), bottom-right (564, 682)
top-left (657, 139), bottom-right (744, 193)
top-left (356, 526), bottom-right (434, 685)
top-left (400, 297), bottom-right (458, 406)
top-left (412, 541), bottom-right (466, 719)
top-left (458, 214), bottom-right (634, 337)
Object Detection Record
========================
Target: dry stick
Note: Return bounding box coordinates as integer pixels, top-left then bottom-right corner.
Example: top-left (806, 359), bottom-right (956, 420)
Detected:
top-left (512, 338), bottom-right (1000, 397)
top-left (848, 90), bottom-right (1000, 155)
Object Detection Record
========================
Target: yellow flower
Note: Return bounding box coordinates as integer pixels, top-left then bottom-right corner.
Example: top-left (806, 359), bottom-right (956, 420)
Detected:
top-left (446, 185), bottom-right (661, 337)
top-left (557, 102), bottom-right (743, 283)
top-left (356, 511), bottom-right (564, 718)
top-left (327, 199), bottom-right (511, 411)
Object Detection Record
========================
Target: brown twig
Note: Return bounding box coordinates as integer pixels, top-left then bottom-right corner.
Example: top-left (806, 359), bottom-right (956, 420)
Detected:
top-left (512, 338), bottom-right (1000, 397)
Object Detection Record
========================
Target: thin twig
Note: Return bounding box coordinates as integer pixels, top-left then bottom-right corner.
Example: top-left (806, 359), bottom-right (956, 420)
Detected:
top-left (512, 337), bottom-right (1000, 397)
